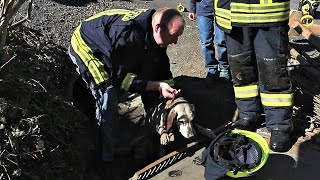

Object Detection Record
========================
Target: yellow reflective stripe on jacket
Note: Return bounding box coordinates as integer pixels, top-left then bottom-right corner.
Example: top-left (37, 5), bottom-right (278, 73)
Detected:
top-left (230, 2), bottom-right (289, 23)
top-left (231, 11), bottom-right (289, 23)
top-left (85, 9), bottom-right (148, 22)
top-left (162, 78), bottom-right (174, 86)
top-left (260, 93), bottom-right (293, 107)
top-left (231, 2), bottom-right (290, 13)
top-left (215, 9), bottom-right (232, 30)
top-left (216, 16), bottom-right (232, 30)
top-left (214, 0), bottom-right (232, 30)
top-left (260, 0), bottom-right (273, 3)
top-left (121, 73), bottom-right (137, 91)
top-left (234, 85), bottom-right (259, 98)
top-left (71, 25), bottom-right (109, 84)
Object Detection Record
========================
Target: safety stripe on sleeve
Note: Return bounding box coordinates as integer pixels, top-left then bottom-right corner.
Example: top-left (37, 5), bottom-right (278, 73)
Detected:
top-left (216, 16), bottom-right (232, 30)
top-left (71, 25), bottom-right (109, 85)
top-left (216, 7), bottom-right (232, 19)
top-left (260, 93), bottom-right (293, 107)
top-left (85, 9), bottom-right (148, 22)
top-left (121, 73), bottom-right (137, 91)
top-left (215, 8), bottom-right (232, 30)
top-left (234, 85), bottom-right (259, 98)
top-left (215, 0), bottom-right (232, 30)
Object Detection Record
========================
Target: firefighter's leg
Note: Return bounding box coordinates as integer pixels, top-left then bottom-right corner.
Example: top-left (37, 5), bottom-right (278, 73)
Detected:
top-left (90, 82), bottom-right (119, 162)
top-left (226, 27), bottom-right (261, 131)
top-left (255, 26), bottom-right (293, 152)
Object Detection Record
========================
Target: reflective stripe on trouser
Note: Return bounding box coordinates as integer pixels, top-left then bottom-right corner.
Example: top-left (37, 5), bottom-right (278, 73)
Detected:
top-left (226, 25), bottom-right (293, 131)
top-left (234, 84), bottom-right (262, 119)
top-left (90, 82), bottom-right (118, 161)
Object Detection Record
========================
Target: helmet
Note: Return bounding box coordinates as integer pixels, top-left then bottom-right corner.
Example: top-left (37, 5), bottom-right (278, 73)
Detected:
top-left (209, 129), bottom-right (269, 178)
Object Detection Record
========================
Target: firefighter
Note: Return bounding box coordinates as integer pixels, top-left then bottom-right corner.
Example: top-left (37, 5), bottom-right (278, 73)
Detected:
top-left (214, 0), bottom-right (293, 152)
top-left (68, 8), bottom-right (185, 166)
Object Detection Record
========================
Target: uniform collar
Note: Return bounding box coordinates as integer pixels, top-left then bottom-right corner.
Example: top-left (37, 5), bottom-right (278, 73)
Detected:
top-left (134, 9), bottom-right (158, 49)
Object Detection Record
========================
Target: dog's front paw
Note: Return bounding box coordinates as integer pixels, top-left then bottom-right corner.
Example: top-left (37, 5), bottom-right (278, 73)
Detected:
top-left (160, 133), bottom-right (170, 145)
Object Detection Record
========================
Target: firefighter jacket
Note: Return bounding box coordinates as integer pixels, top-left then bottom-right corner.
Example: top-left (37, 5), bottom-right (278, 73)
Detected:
top-left (214, 0), bottom-right (290, 32)
top-left (70, 9), bottom-right (174, 92)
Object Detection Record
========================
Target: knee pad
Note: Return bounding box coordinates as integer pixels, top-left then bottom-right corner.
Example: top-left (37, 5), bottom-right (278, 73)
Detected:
top-left (228, 51), bottom-right (257, 85)
top-left (258, 56), bottom-right (290, 91)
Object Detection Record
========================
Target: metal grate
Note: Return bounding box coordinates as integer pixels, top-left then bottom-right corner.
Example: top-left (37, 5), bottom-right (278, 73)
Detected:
top-left (130, 141), bottom-right (200, 180)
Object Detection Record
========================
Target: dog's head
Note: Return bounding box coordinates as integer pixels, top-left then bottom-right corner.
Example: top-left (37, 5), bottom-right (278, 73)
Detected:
top-left (165, 97), bottom-right (196, 138)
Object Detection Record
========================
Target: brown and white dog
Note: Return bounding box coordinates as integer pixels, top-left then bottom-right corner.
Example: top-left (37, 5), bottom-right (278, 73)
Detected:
top-left (146, 96), bottom-right (196, 145)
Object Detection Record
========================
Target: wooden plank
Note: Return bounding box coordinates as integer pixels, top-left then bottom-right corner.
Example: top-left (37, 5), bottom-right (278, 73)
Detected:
top-left (289, 10), bottom-right (320, 37)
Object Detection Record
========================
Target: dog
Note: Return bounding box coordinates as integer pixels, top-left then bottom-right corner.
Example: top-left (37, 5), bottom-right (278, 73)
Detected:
top-left (146, 96), bottom-right (196, 145)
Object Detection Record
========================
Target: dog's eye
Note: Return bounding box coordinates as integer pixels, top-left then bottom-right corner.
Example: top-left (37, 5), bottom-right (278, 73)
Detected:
top-left (178, 119), bottom-right (185, 124)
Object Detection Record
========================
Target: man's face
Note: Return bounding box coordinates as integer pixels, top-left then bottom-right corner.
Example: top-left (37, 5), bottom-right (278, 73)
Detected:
top-left (153, 18), bottom-right (184, 47)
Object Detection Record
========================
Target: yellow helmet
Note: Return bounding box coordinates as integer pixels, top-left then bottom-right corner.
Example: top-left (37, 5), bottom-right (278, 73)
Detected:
top-left (209, 129), bottom-right (269, 178)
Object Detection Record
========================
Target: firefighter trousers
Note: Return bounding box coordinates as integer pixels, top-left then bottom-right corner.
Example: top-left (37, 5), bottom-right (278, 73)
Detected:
top-left (225, 25), bottom-right (293, 132)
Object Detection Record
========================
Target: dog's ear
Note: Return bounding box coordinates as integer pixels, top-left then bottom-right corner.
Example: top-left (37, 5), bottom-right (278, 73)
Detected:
top-left (190, 103), bottom-right (195, 113)
top-left (166, 109), bottom-right (177, 131)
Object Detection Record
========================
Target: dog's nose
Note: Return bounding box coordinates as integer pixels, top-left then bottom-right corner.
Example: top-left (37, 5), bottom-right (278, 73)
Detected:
top-left (184, 127), bottom-right (196, 138)
top-left (188, 129), bottom-right (196, 137)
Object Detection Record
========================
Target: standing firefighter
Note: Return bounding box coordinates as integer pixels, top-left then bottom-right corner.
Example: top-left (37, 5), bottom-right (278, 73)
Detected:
top-left (68, 7), bottom-right (184, 171)
top-left (214, 0), bottom-right (293, 152)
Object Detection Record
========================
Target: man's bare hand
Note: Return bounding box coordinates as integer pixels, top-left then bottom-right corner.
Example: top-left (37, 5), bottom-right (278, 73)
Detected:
top-left (159, 82), bottom-right (181, 99)
top-left (188, 13), bottom-right (196, 21)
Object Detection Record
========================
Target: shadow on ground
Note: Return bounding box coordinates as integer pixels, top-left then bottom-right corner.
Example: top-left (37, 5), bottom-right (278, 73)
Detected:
top-left (174, 76), bottom-right (237, 130)
top-left (72, 75), bottom-right (237, 178)
top-left (52, 0), bottom-right (98, 6)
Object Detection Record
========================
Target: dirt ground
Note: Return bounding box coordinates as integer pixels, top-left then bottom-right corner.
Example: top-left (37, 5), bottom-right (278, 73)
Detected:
top-left (0, 0), bottom-right (319, 179)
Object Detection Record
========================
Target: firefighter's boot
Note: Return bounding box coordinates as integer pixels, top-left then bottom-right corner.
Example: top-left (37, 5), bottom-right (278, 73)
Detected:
top-left (270, 130), bottom-right (292, 152)
top-left (234, 114), bottom-right (262, 131)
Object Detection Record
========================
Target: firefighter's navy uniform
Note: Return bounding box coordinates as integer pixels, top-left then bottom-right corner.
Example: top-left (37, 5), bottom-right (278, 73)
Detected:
top-left (214, 0), bottom-right (293, 134)
top-left (68, 9), bottom-right (174, 161)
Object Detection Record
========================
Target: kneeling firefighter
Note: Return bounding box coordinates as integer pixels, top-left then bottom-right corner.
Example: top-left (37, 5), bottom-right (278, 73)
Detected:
top-left (213, 0), bottom-right (294, 152)
top-left (201, 130), bottom-right (269, 179)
